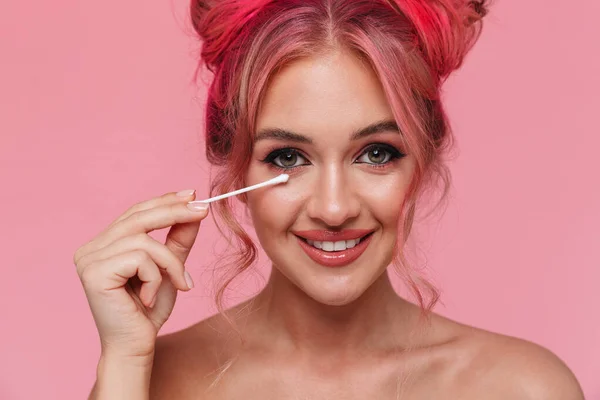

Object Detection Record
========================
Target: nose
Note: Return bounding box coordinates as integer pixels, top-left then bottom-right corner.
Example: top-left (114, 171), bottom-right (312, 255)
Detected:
top-left (306, 165), bottom-right (361, 227)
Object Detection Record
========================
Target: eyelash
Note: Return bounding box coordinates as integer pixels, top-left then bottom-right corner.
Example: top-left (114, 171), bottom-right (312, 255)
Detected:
top-left (260, 143), bottom-right (406, 171)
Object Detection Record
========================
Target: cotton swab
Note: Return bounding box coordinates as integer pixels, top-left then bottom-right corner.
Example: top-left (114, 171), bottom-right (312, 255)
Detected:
top-left (195, 173), bottom-right (289, 204)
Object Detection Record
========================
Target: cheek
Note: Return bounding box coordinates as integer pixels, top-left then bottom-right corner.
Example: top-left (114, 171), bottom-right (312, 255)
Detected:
top-left (246, 176), bottom-right (308, 235)
top-left (355, 168), bottom-right (413, 228)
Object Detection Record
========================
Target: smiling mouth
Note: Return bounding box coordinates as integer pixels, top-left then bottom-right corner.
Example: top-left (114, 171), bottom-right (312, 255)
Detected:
top-left (296, 232), bottom-right (374, 252)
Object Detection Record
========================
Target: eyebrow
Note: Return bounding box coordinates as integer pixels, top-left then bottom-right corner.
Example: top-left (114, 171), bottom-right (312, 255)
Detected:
top-left (254, 120), bottom-right (400, 143)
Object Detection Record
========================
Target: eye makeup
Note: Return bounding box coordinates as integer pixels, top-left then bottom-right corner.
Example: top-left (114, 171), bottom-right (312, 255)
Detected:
top-left (354, 143), bottom-right (406, 169)
top-left (259, 142), bottom-right (406, 172)
top-left (260, 148), bottom-right (310, 170)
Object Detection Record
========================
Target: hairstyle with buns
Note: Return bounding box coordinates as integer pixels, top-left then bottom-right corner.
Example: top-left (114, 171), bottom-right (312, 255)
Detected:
top-left (190, 0), bottom-right (489, 315)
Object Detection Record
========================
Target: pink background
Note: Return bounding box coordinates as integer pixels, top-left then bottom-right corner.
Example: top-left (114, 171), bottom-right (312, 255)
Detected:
top-left (1, 1), bottom-right (598, 398)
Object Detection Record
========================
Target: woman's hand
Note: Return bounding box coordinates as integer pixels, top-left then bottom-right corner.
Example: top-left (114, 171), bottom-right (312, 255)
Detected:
top-left (73, 190), bottom-right (208, 361)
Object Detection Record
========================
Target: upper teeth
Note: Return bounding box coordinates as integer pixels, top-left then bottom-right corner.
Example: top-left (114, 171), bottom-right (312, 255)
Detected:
top-left (306, 238), bottom-right (361, 252)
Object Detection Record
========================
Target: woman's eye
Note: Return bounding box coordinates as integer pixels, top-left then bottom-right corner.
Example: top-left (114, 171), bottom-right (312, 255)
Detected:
top-left (355, 144), bottom-right (404, 165)
top-left (264, 149), bottom-right (308, 169)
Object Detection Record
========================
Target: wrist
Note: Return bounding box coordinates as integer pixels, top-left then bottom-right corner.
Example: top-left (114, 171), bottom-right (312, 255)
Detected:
top-left (99, 350), bottom-right (155, 369)
top-left (94, 352), bottom-right (154, 400)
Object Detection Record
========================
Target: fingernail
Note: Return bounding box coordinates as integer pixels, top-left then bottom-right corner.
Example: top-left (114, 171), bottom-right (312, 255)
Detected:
top-left (184, 271), bottom-right (195, 289)
top-left (177, 189), bottom-right (196, 197)
top-left (186, 201), bottom-right (209, 212)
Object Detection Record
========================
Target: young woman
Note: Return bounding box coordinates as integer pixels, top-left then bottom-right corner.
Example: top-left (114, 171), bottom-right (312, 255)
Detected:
top-left (74, 0), bottom-right (584, 398)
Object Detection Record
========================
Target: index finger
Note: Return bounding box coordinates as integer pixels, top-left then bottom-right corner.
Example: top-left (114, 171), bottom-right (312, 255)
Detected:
top-left (80, 201), bottom-right (209, 261)
top-left (110, 190), bottom-right (197, 228)
top-left (74, 191), bottom-right (200, 264)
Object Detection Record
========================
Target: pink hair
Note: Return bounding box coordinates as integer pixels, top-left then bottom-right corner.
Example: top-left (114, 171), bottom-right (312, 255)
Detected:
top-left (190, 0), bottom-right (489, 315)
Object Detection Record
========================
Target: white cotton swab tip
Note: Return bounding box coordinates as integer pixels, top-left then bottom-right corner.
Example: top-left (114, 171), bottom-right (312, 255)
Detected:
top-left (271, 173), bottom-right (289, 184)
top-left (195, 173), bottom-right (289, 204)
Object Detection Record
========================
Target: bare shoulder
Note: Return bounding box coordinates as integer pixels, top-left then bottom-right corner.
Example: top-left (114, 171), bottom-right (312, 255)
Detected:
top-left (149, 311), bottom-right (240, 400)
top-left (443, 318), bottom-right (585, 400)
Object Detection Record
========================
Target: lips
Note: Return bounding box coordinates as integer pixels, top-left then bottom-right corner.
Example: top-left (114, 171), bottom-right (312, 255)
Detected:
top-left (293, 229), bottom-right (373, 242)
top-left (293, 229), bottom-right (374, 267)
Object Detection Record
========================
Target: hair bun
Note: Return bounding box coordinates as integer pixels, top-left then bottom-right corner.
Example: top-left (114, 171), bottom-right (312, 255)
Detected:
top-left (190, 0), bottom-right (266, 71)
top-left (391, 0), bottom-right (489, 83)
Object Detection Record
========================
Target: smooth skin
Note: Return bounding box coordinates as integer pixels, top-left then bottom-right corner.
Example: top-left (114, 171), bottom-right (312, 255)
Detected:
top-left (76, 49), bottom-right (584, 399)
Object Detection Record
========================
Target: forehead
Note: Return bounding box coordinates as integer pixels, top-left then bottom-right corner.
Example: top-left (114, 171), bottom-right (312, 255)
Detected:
top-left (256, 50), bottom-right (394, 135)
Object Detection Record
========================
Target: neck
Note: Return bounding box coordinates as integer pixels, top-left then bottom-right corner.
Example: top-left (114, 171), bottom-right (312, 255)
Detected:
top-left (249, 267), bottom-right (414, 355)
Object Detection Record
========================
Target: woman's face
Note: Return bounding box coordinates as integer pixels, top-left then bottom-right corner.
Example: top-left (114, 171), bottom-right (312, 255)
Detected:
top-left (245, 50), bottom-right (416, 306)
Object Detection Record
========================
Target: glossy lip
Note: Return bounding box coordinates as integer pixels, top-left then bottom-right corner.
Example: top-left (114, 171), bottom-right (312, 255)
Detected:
top-left (292, 229), bottom-right (374, 241)
top-left (295, 231), bottom-right (374, 268)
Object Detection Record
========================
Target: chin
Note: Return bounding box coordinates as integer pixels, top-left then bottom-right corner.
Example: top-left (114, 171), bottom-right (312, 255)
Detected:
top-left (300, 277), bottom-right (372, 306)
